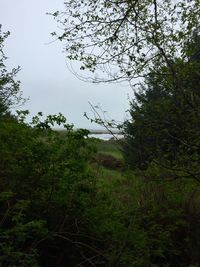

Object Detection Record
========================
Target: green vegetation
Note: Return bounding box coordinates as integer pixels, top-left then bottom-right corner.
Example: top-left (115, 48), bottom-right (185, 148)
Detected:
top-left (2, 109), bottom-right (200, 266)
top-left (123, 49), bottom-right (200, 180)
top-left (95, 139), bottom-right (123, 160)
top-left (0, 26), bottom-right (24, 118)
top-left (51, 0), bottom-right (200, 86)
top-left (1, 0), bottom-right (200, 265)
top-left (1, 113), bottom-right (200, 266)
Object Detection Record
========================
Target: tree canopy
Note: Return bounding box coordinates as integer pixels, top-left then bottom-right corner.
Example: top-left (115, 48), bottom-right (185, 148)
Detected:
top-left (123, 46), bottom-right (200, 181)
top-left (0, 25), bottom-right (24, 117)
top-left (51, 1), bottom-right (200, 182)
top-left (52, 0), bottom-right (200, 84)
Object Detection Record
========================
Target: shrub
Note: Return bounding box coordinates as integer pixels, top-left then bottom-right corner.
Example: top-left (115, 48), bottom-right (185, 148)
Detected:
top-left (0, 114), bottom-right (96, 266)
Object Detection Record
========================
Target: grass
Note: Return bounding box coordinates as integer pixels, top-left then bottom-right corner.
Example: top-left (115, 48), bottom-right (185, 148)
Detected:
top-left (88, 135), bottom-right (200, 266)
top-left (95, 139), bottom-right (124, 160)
top-left (90, 137), bottom-right (141, 210)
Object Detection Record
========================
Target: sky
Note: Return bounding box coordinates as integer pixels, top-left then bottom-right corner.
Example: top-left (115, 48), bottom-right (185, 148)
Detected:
top-left (0, 0), bottom-right (133, 129)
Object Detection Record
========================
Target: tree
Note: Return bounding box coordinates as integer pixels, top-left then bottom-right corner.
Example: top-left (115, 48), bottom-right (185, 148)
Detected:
top-left (52, 1), bottom-right (200, 181)
top-left (123, 50), bottom-right (200, 181)
top-left (51, 0), bottom-right (200, 85)
top-left (0, 25), bottom-right (24, 117)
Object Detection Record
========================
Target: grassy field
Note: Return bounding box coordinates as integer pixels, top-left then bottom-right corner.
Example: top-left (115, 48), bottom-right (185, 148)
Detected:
top-left (95, 138), bottom-right (124, 160)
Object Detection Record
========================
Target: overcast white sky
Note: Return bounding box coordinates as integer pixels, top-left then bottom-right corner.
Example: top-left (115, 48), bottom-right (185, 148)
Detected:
top-left (0, 0), bottom-right (133, 129)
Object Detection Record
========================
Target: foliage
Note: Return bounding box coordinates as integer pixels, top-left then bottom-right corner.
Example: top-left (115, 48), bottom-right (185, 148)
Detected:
top-left (96, 139), bottom-right (123, 160)
top-left (51, 0), bottom-right (200, 184)
top-left (0, 113), bottom-right (96, 266)
top-left (1, 113), bottom-right (200, 266)
top-left (88, 165), bottom-right (200, 266)
top-left (0, 25), bottom-right (25, 118)
top-left (123, 52), bottom-right (200, 182)
top-left (51, 0), bottom-right (200, 84)
top-left (0, 194), bottom-right (46, 267)
top-left (1, 1), bottom-right (200, 262)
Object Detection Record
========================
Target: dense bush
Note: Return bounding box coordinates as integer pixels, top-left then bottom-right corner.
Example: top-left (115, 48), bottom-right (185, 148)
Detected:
top-left (83, 166), bottom-right (200, 267)
top-left (95, 153), bottom-right (123, 170)
top-left (1, 112), bottom-right (200, 266)
top-left (0, 114), bottom-right (97, 266)
top-left (123, 56), bottom-right (200, 182)
top-left (1, 22), bottom-right (200, 266)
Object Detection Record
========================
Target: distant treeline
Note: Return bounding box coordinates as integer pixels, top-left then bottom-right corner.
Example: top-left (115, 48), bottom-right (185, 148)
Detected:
top-left (56, 128), bottom-right (123, 135)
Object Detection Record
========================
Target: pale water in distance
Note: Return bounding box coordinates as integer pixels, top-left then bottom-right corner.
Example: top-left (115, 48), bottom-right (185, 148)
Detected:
top-left (88, 133), bottom-right (124, 140)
